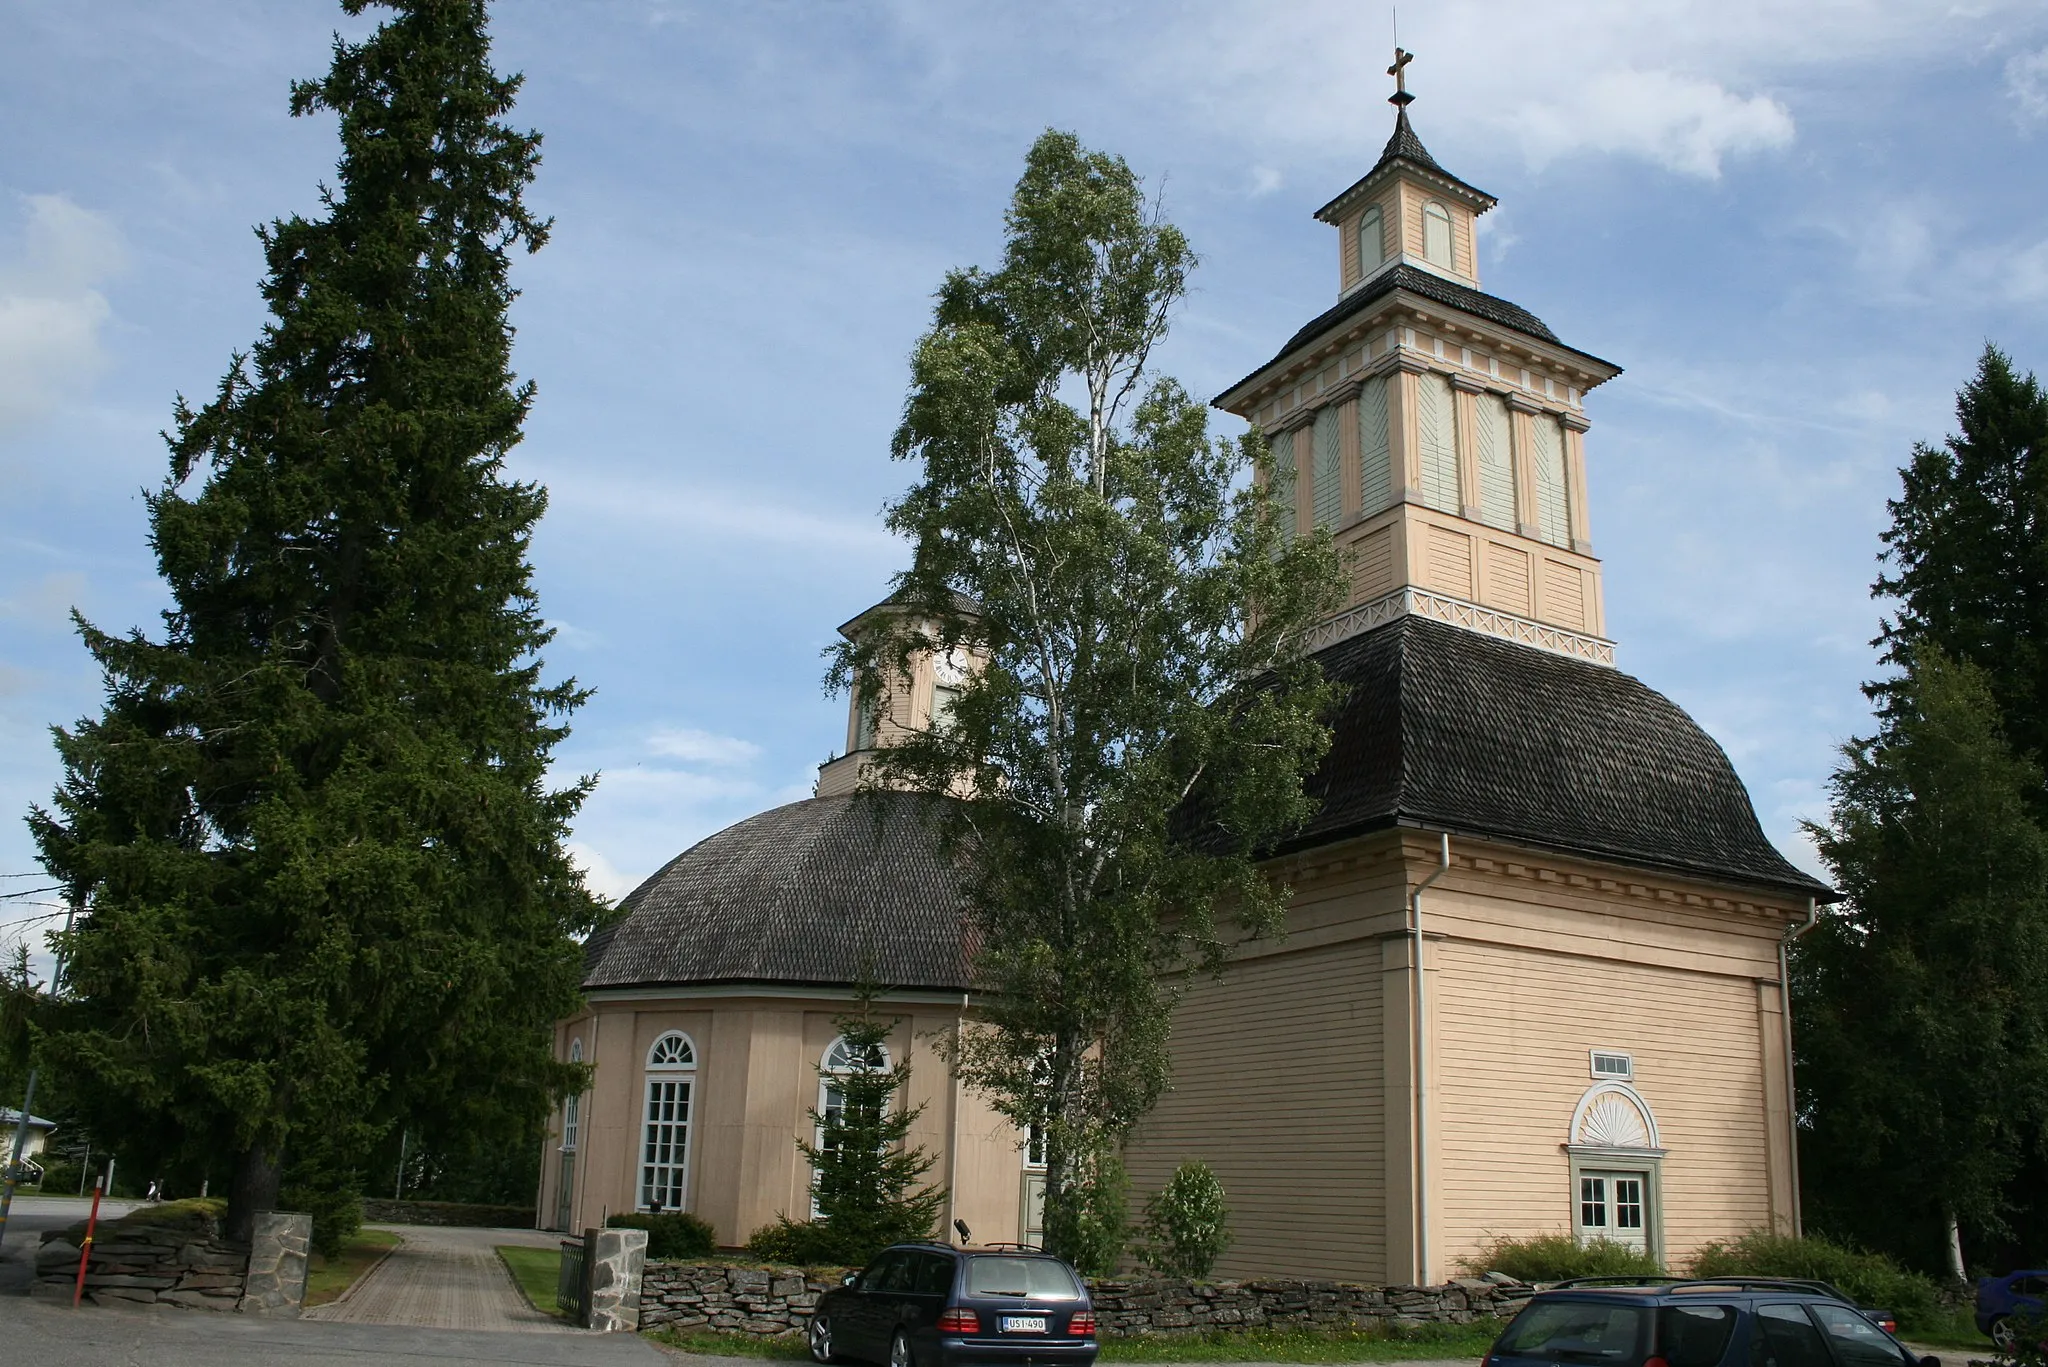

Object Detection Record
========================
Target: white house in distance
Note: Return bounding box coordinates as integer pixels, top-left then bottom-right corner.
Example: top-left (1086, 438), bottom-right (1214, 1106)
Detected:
top-left (1, 1107), bottom-right (57, 1178)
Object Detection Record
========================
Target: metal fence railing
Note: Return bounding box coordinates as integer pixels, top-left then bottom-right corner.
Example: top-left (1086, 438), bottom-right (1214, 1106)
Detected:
top-left (557, 1236), bottom-right (589, 1325)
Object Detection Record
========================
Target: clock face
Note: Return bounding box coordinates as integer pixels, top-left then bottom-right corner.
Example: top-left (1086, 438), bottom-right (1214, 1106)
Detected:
top-left (933, 647), bottom-right (970, 687)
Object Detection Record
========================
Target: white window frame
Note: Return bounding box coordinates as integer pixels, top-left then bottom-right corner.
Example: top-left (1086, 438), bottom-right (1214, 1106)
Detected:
top-left (1590, 1049), bottom-right (1634, 1081)
top-left (562, 1038), bottom-right (583, 1153)
top-left (813, 1035), bottom-right (891, 1217)
top-left (1357, 205), bottom-right (1384, 275)
top-left (640, 1030), bottom-right (698, 1213)
top-left (1423, 201), bottom-right (1454, 268)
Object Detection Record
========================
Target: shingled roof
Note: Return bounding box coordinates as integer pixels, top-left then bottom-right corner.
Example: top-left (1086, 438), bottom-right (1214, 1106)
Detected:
top-left (1216, 265), bottom-right (1618, 408)
top-left (1282, 616), bottom-right (1831, 898)
top-left (583, 792), bottom-right (971, 992)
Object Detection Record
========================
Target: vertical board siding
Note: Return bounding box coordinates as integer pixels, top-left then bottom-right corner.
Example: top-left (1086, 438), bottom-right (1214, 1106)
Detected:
top-left (1416, 373), bottom-right (1459, 514)
top-left (1475, 393), bottom-right (1515, 530)
top-left (1358, 376), bottom-right (1394, 516)
top-left (1532, 417), bottom-right (1571, 548)
top-left (1543, 561), bottom-right (1586, 629)
top-left (1131, 943), bottom-right (1386, 1281)
top-left (1314, 405), bottom-right (1343, 529)
top-left (1425, 525), bottom-right (1474, 599)
top-left (1350, 525), bottom-right (1396, 601)
top-left (1430, 939), bottom-right (1772, 1269)
top-left (1485, 542), bottom-right (1534, 617)
top-left (1272, 427), bottom-right (1298, 545)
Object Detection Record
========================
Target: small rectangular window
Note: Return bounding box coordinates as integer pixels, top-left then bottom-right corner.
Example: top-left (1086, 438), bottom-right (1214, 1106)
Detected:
top-left (1580, 1176), bottom-right (1606, 1228)
top-left (1591, 1051), bottom-right (1634, 1080)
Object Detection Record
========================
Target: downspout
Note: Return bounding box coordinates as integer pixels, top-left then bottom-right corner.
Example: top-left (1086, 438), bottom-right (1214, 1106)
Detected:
top-left (574, 1007), bottom-right (600, 1235)
top-left (944, 993), bottom-right (967, 1241)
top-left (1411, 832), bottom-right (1451, 1286)
top-left (1779, 897), bottom-right (1817, 1238)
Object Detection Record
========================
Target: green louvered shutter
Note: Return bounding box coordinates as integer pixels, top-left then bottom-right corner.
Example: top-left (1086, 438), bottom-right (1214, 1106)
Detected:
top-left (1476, 392), bottom-right (1515, 530)
top-left (1416, 372), bottom-right (1459, 514)
top-left (1357, 376), bottom-right (1392, 516)
top-left (1532, 415), bottom-right (1572, 547)
top-left (1313, 404), bottom-right (1342, 529)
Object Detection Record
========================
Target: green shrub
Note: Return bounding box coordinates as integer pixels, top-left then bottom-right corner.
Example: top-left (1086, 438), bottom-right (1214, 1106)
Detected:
top-left (608, 1210), bottom-right (718, 1260)
top-left (1686, 1232), bottom-right (1939, 1333)
top-left (749, 1216), bottom-right (879, 1267)
top-left (1462, 1232), bottom-right (1662, 1282)
top-left (1138, 1160), bottom-right (1233, 1279)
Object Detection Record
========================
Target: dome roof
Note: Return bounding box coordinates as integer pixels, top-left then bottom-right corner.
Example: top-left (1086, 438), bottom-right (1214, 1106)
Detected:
top-left (582, 792), bottom-right (970, 993)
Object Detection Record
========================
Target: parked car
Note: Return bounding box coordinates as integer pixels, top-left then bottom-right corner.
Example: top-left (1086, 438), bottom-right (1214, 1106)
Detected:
top-left (1976, 1271), bottom-right (2048, 1351)
top-left (1488, 1279), bottom-right (1938, 1367)
top-left (1553, 1277), bottom-right (1900, 1338)
top-left (809, 1243), bottom-right (1098, 1367)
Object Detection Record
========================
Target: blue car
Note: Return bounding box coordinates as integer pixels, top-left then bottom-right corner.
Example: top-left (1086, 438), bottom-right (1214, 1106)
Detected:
top-left (810, 1242), bottom-right (1098, 1367)
top-left (1976, 1271), bottom-right (2048, 1351)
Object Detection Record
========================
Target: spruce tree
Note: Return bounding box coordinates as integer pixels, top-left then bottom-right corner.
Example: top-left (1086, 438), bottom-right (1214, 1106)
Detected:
top-left (1799, 648), bottom-right (2048, 1271)
top-left (1876, 345), bottom-right (2048, 775)
top-left (796, 1006), bottom-right (945, 1263)
top-left (27, 0), bottom-right (597, 1245)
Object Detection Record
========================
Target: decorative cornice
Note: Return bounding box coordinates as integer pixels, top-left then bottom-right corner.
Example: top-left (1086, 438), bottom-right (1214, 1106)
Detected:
top-left (1560, 411), bottom-right (1592, 433)
top-left (1298, 586), bottom-right (1616, 665)
top-left (1505, 392), bottom-right (1545, 414)
top-left (1448, 372), bottom-right (1488, 393)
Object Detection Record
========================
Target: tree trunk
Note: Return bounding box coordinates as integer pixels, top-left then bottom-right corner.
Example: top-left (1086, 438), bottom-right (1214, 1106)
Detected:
top-left (225, 1142), bottom-right (282, 1247)
top-left (1946, 1210), bottom-right (1967, 1283)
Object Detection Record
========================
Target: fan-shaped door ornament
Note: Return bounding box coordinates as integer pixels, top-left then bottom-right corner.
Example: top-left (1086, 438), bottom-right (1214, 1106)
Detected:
top-left (1568, 1082), bottom-right (1662, 1152)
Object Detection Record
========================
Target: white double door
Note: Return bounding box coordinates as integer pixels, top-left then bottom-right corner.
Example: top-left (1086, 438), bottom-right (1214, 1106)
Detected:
top-left (1577, 1170), bottom-right (1648, 1249)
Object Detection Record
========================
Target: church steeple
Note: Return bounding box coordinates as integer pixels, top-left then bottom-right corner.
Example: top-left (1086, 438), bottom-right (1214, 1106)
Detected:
top-left (1213, 52), bottom-right (1624, 666)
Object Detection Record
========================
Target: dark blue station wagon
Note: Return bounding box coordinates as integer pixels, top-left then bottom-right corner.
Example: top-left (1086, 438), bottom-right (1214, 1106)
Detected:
top-left (810, 1244), bottom-right (1099, 1367)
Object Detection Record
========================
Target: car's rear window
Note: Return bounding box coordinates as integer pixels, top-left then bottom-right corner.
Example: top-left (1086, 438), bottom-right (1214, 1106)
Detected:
top-left (1498, 1301), bottom-right (1648, 1363)
top-left (1658, 1305), bottom-right (1737, 1367)
top-left (964, 1256), bottom-right (1082, 1301)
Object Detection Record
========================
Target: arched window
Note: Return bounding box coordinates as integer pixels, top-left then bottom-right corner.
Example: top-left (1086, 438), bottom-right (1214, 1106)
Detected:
top-left (563, 1038), bottom-right (583, 1153)
top-left (1423, 202), bottom-right (1453, 268)
top-left (814, 1036), bottom-right (893, 1216)
top-left (1357, 205), bottom-right (1384, 276)
top-left (640, 1031), bottom-right (697, 1212)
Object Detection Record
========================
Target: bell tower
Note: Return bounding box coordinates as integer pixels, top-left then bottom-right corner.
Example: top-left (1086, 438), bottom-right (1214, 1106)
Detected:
top-left (1215, 51), bottom-right (1624, 664)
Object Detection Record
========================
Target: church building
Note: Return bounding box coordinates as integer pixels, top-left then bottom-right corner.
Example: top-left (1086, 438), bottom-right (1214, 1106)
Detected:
top-left (541, 62), bottom-right (1831, 1285)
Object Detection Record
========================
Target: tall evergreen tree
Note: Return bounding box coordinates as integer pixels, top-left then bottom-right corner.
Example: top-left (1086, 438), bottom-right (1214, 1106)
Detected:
top-left (831, 131), bottom-right (1345, 1271)
top-left (1799, 648), bottom-right (2048, 1271)
top-left (1876, 345), bottom-right (2048, 774)
top-left (27, 0), bottom-right (598, 1245)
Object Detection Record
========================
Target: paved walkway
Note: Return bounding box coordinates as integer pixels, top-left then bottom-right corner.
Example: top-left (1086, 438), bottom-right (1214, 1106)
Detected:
top-left (304, 1223), bottom-right (573, 1332)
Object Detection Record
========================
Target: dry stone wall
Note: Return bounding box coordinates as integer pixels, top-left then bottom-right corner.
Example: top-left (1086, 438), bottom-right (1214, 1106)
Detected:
top-left (31, 1222), bottom-right (248, 1310)
top-left (637, 1262), bottom-right (1532, 1338)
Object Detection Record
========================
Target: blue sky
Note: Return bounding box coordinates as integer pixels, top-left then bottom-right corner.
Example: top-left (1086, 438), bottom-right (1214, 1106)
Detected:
top-left (5, 1), bottom-right (2048, 959)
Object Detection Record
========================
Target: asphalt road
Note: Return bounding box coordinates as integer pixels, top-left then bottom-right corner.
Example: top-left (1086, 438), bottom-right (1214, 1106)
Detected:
top-left (0, 1293), bottom-right (667, 1365)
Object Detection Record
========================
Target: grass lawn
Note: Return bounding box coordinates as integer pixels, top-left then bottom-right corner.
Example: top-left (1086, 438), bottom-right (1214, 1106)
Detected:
top-left (302, 1228), bottom-right (402, 1309)
top-left (498, 1243), bottom-right (570, 1319)
top-left (649, 1328), bottom-right (810, 1359)
top-left (645, 1322), bottom-right (1500, 1364)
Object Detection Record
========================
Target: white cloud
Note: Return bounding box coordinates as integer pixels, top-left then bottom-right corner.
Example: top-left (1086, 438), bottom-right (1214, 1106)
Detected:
top-left (566, 841), bottom-right (640, 905)
top-left (1510, 69), bottom-right (1793, 179)
top-left (0, 194), bottom-right (126, 435)
top-left (2008, 45), bottom-right (2048, 126)
top-left (647, 725), bottom-right (762, 766)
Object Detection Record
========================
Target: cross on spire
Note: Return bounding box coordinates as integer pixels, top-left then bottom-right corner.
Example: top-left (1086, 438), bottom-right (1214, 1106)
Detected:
top-left (1388, 46), bottom-right (1416, 107)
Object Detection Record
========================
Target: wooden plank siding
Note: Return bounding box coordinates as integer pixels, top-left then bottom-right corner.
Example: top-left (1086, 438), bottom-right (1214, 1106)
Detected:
top-left (1429, 938), bottom-right (1776, 1267)
top-left (1128, 936), bottom-right (1390, 1282)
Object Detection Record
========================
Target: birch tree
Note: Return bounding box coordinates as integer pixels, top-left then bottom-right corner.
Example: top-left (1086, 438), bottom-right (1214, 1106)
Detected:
top-left (830, 130), bottom-right (1345, 1270)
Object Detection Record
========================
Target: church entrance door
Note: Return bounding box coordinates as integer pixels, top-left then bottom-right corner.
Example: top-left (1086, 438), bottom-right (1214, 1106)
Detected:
top-left (1576, 1170), bottom-right (1648, 1250)
top-left (554, 1148), bottom-right (575, 1231)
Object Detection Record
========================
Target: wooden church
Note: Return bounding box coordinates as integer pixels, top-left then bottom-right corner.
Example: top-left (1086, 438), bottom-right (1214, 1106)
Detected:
top-left (542, 59), bottom-right (1831, 1284)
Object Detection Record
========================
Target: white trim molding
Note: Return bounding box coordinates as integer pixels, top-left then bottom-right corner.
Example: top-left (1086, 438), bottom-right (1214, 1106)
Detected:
top-left (1569, 1080), bottom-right (1663, 1151)
top-left (1297, 586), bottom-right (1617, 665)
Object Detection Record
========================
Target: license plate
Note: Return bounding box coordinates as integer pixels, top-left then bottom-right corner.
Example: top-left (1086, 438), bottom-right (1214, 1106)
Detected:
top-left (1001, 1316), bottom-right (1048, 1334)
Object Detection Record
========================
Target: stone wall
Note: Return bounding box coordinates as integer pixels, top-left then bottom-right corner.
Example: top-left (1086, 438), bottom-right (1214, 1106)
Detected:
top-left (637, 1262), bottom-right (1532, 1339)
top-left (31, 1222), bottom-right (248, 1310)
top-left (359, 1198), bottom-right (535, 1228)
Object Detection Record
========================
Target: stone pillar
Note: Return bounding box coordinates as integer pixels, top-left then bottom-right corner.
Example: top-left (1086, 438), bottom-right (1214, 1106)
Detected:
top-left (239, 1211), bottom-right (312, 1315)
top-left (585, 1226), bottom-right (647, 1332)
